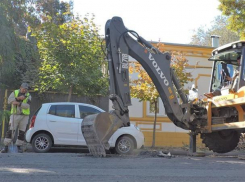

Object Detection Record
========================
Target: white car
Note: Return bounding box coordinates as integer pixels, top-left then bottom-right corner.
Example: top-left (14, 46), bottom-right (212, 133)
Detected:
top-left (25, 102), bottom-right (144, 154)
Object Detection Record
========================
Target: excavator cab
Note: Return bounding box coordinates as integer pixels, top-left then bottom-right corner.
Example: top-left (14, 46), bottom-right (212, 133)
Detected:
top-left (208, 42), bottom-right (245, 95)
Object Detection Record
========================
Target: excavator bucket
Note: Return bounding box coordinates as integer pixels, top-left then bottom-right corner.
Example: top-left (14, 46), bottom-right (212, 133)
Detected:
top-left (81, 112), bottom-right (123, 157)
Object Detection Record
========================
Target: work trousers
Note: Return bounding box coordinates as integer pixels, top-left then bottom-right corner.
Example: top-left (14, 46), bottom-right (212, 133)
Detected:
top-left (4, 114), bottom-right (29, 146)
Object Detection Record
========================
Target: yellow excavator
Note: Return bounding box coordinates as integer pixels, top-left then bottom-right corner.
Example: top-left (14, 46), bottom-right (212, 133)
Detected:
top-left (82, 16), bottom-right (245, 157)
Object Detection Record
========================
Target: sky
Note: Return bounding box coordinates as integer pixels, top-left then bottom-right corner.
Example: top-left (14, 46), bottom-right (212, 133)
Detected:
top-left (71, 0), bottom-right (222, 44)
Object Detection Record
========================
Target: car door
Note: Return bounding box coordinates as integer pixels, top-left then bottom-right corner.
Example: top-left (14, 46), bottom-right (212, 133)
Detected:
top-left (46, 104), bottom-right (79, 145)
top-left (77, 105), bottom-right (102, 145)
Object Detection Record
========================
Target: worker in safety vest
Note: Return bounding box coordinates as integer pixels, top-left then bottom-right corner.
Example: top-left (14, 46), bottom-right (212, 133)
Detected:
top-left (0, 83), bottom-right (31, 153)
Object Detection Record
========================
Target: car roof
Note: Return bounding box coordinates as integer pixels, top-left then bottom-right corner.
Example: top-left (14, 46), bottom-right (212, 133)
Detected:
top-left (42, 102), bottom-right (105, 111)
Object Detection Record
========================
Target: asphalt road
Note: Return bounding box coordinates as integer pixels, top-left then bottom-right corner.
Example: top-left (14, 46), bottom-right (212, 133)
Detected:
top-left (0, 150), bottom-right (245, 182)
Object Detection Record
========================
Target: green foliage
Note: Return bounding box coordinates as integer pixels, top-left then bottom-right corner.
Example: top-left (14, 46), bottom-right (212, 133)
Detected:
top-left (28, 0), bottom-right (73, 27)
top-left (190, 15), bottom-right (240, 46)
top-left (1, 37), bottom-right (39, 89)
top-left (219, 0), bottom-right (245, 39)
top-left (0, 0), bottom-right (31, 28)
top-left (0, 8), bottom-right (16, 84)
top-left (0, 0), bottom-right (40, 89)
top-left (0, 110), bottom-right (11, 126)
top-left (33, 15), bottom-right (108, 97)
top-left (0, 0), bottom-right (107, 98)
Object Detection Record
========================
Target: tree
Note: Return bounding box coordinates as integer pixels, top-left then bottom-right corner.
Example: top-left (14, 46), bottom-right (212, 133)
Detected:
top-left (33, 15), bottom-right (108, 101)
top-left (0, 0), bottom-right (75, 89)
top-left (0, 0), bottom-right (33, 36)
top-left (0, 0), bottom-right (40, 89)
top-left (129, 43), bottom-right (193, 147)
top-left (129, 61), bottom-right (159, 147)
top-left (0, 7), bottom-right (16, 86)
top-left (28, 0), bottom-right (73, 26)
top-left (218, 0), bottom-right (245, 39)
top-left (190, 16), bottom-right (240, 46)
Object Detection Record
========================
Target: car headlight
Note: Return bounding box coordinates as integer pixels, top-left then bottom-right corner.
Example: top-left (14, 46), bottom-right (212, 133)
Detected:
top-left (134, 125), bottom-right (141, 131)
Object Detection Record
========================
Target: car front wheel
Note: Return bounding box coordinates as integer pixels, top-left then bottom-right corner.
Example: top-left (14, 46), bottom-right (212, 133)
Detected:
top-left (115, 136), bottom-right (135, 155)
top-left (32, 133), bottom-right (52, 153)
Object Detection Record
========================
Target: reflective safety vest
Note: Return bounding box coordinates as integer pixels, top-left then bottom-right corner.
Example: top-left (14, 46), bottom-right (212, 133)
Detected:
top-left (11, 90), bottom-right (30, 115)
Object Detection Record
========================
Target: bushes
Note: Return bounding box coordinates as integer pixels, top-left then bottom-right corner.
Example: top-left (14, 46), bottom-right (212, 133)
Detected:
top-left (0, 110), bottom-right (11, 140)
top-left (0, 110), bottom-right (11, 133)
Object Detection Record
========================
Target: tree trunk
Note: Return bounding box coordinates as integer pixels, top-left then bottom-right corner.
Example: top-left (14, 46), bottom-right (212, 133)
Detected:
top-left (67, 85), bottom-right (73, 102)
top-left (151, 101), bottom-right (157, 148)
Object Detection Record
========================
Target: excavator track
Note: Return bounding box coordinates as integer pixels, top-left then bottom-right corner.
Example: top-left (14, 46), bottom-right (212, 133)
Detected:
top-left (81, 112), bottom-right (123, 157)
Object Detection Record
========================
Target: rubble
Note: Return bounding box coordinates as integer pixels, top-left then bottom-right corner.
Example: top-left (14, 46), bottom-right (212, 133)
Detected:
top-left (157, 151), bottom-right (172, 158)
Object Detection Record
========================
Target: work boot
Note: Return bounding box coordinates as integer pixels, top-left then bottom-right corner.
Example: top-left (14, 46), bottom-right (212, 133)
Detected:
top-left (0, 146), bottom-right (8, 153)
top-left (17, 146), bottom-right (23, 153)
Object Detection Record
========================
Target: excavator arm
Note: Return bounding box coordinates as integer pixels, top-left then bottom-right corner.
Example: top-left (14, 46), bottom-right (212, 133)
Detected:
top-left (82, 17), bottom-right (198, 157)
top-left (105, 17), bottom-right (192, 130)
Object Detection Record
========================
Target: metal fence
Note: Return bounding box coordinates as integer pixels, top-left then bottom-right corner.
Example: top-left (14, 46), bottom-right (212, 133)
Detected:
top-left (0, 89), bottom-right (109, 141)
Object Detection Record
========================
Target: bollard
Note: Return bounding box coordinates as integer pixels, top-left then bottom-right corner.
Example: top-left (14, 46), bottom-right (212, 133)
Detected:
top-left (189, 131), bottom-right (197, 153)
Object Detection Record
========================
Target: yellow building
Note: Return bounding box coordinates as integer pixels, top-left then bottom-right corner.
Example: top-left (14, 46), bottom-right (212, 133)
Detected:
top-left (110, 42), bottom-right (214, 148)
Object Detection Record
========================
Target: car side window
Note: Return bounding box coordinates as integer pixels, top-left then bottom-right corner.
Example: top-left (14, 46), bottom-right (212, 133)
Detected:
top-left (48, 105), bottom-right (75, 118)
top-left (79, 105), bottom-right (101, 119)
